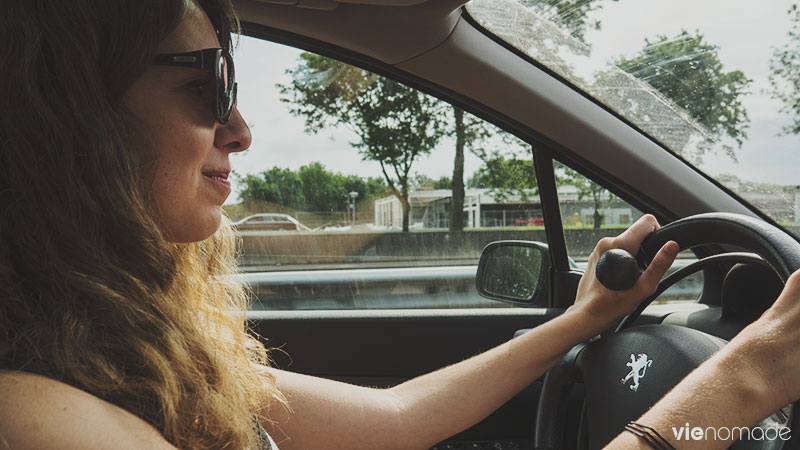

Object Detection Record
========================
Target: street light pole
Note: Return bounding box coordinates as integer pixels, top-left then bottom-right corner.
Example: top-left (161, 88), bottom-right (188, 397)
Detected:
top-left (349, 191), bottom-right (359, 225)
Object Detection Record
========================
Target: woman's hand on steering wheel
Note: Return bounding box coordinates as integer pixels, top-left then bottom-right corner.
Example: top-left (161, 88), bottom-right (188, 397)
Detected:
top-left (735, 268), bottom-right (800, 410)
top-left (569, 214), bottom-right (680, 334)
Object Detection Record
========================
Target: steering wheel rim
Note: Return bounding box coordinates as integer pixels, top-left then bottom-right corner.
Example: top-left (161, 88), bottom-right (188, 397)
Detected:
top-left (535, 212), bottom-right (800, 450)
top-left (637, 213), bottom-right (800, 284)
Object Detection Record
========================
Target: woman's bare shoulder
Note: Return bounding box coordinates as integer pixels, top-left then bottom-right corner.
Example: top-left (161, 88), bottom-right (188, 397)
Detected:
top-left (0, 370), bottom-right (177, 450)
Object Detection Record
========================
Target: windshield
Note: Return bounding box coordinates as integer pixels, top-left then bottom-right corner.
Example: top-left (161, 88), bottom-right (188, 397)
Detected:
top-left (466, 0), bottom-right (800, 232)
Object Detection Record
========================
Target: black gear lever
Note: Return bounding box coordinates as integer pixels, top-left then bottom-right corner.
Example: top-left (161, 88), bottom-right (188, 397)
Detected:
top-left (595, 248), bottom-right (644, 291)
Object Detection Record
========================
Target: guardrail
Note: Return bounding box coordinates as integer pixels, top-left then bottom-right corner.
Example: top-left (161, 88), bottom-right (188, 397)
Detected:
top-left (238, 226), bottom-right (799, 269)
top-left (238, 258), bottom-right (701, 310)
top-left (235, 222), bottom-right (795, 309)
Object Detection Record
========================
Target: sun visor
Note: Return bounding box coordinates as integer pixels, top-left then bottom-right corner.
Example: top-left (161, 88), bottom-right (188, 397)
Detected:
top-left (238, 0), bottom-right (465, 64)
top-left (254, 0), bottom-right (428, 6)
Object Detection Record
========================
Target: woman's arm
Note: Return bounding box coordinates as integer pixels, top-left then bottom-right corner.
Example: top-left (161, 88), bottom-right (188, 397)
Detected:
top-left (605, 269), bottom-right (800, 449)
top-left (262, 215), bottom-right (680, 450)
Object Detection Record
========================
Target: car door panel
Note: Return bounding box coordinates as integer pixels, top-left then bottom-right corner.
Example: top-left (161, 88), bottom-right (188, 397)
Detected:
top-left (249, 309), bottom-right (564, 376)
top-left (248, 308), bottom-right (566, 446)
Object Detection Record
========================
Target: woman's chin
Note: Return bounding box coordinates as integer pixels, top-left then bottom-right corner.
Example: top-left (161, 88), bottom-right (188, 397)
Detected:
top-left (164, 208), bottom-right (222, 243)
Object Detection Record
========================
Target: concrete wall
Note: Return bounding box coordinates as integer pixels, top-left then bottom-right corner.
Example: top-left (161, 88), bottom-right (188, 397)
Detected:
top-left (238, 225), bottom-right (800, 269)
top-left (240, 228), bottom-right (616, 268)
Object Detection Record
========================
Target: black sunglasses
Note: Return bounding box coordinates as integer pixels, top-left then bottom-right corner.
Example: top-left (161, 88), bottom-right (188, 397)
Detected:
top-left (154, 47), bottom-right (237, 124)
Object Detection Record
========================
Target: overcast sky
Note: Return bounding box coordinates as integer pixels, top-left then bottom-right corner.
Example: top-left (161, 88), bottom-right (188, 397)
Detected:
top-left (228, 0), bottom-right (800, 203)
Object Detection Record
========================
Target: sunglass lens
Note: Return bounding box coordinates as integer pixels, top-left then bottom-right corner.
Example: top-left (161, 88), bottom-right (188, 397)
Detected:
top-left (217, 53), bottom-right (235, 123)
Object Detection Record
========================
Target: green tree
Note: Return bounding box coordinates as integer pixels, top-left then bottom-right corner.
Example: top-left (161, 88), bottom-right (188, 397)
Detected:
top-left (236, 167), bottom-right (306, 211)
top-left (341, 175), bottom-right (389, 202)
top-left (341, 174), bottom-right (390, 222)
top-left (434, 176), bottom-right (453, 190)
top-left (279, 54), bottom-right (446, 232)
top-left (412, 174), bottom-right (451, 190)
top-left (467, 155), bottom-right (538, 203)
top-left (236, 163), bottom-right (387, 214)
top-left (615, 30), bottom-right (751, 160)
top-left (298, 162), bottom-right (344, 212)
top-left (558, 167), bottom-right (614, 229)
top-left (769, 4), bottom-right (800, 135)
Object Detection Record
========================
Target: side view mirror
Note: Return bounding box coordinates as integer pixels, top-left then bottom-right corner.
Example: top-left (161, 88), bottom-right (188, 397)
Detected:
top-left (475, 241), bottom-right (550, 306)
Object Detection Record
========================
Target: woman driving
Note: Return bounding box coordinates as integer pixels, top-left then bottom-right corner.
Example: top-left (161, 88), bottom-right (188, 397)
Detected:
top-left (0, 1), bottom-right (798, 449)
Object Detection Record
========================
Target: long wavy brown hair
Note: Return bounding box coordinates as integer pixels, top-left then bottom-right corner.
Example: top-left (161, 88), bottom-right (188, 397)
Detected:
top-left (0, 1), bottom-right (283, 449)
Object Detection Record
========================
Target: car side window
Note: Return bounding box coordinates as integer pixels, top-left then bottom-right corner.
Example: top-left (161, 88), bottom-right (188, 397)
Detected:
top-left (230, 37), bottom-right (552, 310)
top-left (553, 161), bottom-right (702, 302)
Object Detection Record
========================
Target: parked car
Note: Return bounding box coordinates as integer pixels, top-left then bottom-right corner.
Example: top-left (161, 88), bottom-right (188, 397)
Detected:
top-left (239, 0), bottom-right (800, 448)
top-left (514, 217), bottom-right (545, 227)
top-left (232, 213), bottom-right (311, 231)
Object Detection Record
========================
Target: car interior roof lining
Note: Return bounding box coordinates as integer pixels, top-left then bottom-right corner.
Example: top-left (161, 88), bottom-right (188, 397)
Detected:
top-left (235, 0), bottom-right (466, 65)
top-left (253, 0), bottom-right (429, 8)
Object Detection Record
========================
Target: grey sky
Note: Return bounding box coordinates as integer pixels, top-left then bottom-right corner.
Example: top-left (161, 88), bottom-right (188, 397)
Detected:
top-left (228, 0), bottom-right (800, 203)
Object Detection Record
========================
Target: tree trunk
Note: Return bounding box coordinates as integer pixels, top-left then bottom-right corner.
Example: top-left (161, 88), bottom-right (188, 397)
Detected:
top-left (593, 193), bottom-right (603, 229)
top-left (593, 208), bottom-right (603, 229)
top-left (450, 107), bottom-right (466, 232)
top-left (401, 189), bottom-right (410, 233)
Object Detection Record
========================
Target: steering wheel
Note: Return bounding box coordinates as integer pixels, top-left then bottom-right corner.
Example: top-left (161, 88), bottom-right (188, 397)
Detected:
top-left (535, 212), bottom-right (800, 450)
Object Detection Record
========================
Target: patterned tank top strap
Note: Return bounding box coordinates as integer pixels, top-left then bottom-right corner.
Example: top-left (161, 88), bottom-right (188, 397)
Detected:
top-left (254, 418), bottom-right (278, 450)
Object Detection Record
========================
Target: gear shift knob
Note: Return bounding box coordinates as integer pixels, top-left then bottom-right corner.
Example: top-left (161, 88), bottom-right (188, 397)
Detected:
top-left (595, 248), bottom-right (642, 291)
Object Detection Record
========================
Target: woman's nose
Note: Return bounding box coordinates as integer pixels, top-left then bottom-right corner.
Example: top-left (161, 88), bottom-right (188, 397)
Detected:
top-left (215, 106), bottom-right (251, 153)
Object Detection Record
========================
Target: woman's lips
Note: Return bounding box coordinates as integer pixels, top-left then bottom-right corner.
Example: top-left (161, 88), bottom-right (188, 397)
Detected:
top-left (203, 171), bottom-right (231, 197)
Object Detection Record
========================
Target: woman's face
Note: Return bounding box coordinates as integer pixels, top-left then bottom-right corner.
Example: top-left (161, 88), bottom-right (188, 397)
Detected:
top-left (123, 2), bottom-right (250, 243)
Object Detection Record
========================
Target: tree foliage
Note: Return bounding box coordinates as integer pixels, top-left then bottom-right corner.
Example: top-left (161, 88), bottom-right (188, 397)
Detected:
top-left (279, 53), bottom-right (446, 231)
top-left (237, 167), bottom-right (306, 211)
top-left (466, 157), bottom-right (618, 228)
top-left (519, 0), bottom-right (618, 44)
top-left (412, 174), bottom-right (452, 190)
top-left (236, 163), bottom-right (386, 212)
top-left (616, 30), bottom-right (751, 155)
top-left (467, 155), bottom-right (538, 203)
top-left (769, 4), bottom-right (800, 135)
top-left (558, 167), bottom-right (614, 229)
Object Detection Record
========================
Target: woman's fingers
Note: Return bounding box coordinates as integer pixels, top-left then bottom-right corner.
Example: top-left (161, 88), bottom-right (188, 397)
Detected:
top-left (574, 215), bottom-right (679, 324)
top-left (610, 214), bottom-right (660, 255)
top-left (637, 241), bottom-right (680, 294)
top-left (589, 214), bottom-right (659, 262)
top-left (589, 215), bottom-right (677, 297)
top-left (784, 267), bottom-right (800, 292)
top-left (764, 267), bottom-right (800, 317)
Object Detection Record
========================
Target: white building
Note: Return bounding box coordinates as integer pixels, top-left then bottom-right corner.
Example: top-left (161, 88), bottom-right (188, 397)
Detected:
top-left (374, 187), bottom-right (637, 229)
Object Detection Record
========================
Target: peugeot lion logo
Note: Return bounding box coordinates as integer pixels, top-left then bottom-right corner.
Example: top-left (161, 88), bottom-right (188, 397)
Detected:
top-left (620, 353), bottom-right (652, 392)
